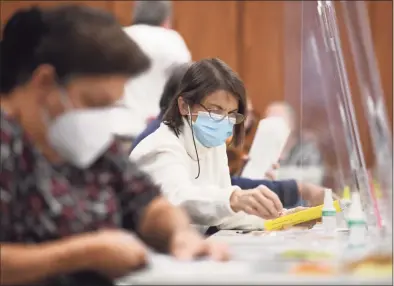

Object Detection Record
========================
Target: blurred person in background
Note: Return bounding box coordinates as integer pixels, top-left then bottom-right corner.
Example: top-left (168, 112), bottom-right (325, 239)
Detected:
top-left (131, 59), bottom-right (328, 234)
top-left (0, 6), bottom-right (227, 286)
top-left (265, 102), bottom-right (324, 185)
top-left (226, 98), bottom-right (279, 180)
top-left (123, 0), bottom-right (191, 139)
top-left (131, 63), bottom-right (191, 151)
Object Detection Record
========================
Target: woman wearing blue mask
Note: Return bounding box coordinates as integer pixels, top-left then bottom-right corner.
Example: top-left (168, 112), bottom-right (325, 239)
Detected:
top-left (131, 58), bottom-right (306, 233)
top-left (0, 8), bottom-right (228, 286)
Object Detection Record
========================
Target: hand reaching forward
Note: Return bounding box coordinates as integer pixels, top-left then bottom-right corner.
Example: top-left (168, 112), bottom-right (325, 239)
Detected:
top-left (230, 185), bottom-right (283, 219)
top-left (170, 228), bottom-right (229, 261)
top-left (85, 229), bottom-right (148, 278)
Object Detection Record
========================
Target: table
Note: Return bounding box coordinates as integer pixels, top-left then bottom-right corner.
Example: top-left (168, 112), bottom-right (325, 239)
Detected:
top-left (117, 228), bottom-right (392, 285)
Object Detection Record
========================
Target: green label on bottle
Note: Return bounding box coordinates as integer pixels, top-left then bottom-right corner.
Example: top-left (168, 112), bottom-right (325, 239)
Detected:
top-left (347, 220), bottom-right (366, 227)
top-left (322, 210), bottom-right (336, 216)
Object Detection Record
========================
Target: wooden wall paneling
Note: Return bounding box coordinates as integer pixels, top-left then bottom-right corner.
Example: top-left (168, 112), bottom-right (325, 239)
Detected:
top-left (334, 1), bottom-right (393, 167)
top-left (241, 1), bottom-right (284, 115)
top-left (282, 1), bottom-right (302, 118)
top-left (368, 0), bottom-right (393, 129)
top-left (75, 1), bottom-right (112, 10)
top-left (334, 2), bottom-right (374, 167)
top-left (1, 0), bottom-right (391, 169)
top-left (109, 1), bottom-right (134, 27)
top-left (172, 0), bottom-right (240, 73)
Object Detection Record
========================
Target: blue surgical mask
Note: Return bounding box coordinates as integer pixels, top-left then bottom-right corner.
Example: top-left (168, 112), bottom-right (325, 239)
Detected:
top-left (191, 111), bottom-right (234, 148)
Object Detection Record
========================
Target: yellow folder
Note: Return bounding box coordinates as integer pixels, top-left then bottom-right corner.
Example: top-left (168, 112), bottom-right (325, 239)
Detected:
top-left (264, 200), bottom-right (342, 231)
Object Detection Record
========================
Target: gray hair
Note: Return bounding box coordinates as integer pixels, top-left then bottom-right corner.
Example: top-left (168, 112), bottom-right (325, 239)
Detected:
top-left (132, 1), bottom-right (172, 26)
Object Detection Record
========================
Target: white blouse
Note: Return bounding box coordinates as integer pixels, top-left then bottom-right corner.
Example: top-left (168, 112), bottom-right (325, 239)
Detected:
top-left (130, 119), bottom-right (266, 232)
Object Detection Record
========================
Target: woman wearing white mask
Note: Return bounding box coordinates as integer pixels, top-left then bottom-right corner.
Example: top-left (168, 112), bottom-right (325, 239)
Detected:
top-left (0, 7), bottom-right (227, 286)
top-left (131, 58), bottom-right (327, 233)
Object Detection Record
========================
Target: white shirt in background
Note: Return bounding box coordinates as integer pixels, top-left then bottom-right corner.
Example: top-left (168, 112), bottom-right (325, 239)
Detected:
top-left (123, 24), bottom-right (192, 137)
top-left (130, 119), bottom-right (266, 233)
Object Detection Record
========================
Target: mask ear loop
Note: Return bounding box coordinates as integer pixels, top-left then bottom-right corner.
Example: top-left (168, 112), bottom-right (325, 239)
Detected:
top-left (188, 105), bottom-right (201, 179)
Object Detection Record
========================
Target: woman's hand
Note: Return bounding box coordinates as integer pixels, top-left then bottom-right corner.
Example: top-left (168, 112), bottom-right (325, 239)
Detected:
top-left (230, 185), bottom-right (283, 219)
top-left (86, 229), bottom-right (149, 278)
top-left (169, 228), bottom-right (229, 261)
top-left (0, 229), bottom-right (149, 285)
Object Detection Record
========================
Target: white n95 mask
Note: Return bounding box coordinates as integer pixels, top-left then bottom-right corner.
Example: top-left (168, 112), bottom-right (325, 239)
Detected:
top-left (44, 93), bottom-right (134, 168)
top-left (47, 109), bottom-right (115, 168)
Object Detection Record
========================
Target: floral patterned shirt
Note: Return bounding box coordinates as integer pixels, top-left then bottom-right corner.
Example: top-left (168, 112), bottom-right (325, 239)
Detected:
top-left (0, 110), bottom-right (160, 286)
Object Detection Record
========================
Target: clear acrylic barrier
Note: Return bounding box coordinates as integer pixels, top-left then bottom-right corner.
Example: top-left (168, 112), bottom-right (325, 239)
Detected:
top-left (283, 0), bottom-right (392, 256)
top-left (282, 1), bottom-right (380, 229)
top-left (340, 1), bottom-right (393, 236)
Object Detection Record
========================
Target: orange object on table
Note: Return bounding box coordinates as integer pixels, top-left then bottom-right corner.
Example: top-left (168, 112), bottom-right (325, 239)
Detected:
top-left (290, 263), bottom-right (335, 275)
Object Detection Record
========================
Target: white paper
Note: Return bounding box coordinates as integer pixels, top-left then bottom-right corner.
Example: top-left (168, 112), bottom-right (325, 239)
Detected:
top-left (241, 117), bottom-right (291, 180)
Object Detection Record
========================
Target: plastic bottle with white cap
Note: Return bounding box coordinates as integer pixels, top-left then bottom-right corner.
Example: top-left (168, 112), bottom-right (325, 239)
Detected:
top-left (321, 188), bottom-right (337, 233)
top-left (337, 186), bottom-right (352, 229)
top-left (347, 192), bottom-right (367, 247)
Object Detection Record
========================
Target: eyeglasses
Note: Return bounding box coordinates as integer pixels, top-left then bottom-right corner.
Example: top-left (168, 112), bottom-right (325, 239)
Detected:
top-left (197, 104), bottom-right (245, 125)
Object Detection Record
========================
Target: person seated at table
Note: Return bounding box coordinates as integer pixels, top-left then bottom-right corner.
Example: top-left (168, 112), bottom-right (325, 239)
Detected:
top-left (0, 7), bottom-right (227, 286)
top-left (122, 0), bottom-right (191, 139)
top-left (265, 102), bottom-right (324, 185)
top-left (131, 58), bottom-right (328, 232)
top-left (132, 63), bottom-right (320, 209)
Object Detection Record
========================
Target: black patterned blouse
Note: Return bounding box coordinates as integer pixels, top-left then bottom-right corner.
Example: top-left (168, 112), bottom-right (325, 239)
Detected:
top-left (0, 109), bottom-right (160, 286)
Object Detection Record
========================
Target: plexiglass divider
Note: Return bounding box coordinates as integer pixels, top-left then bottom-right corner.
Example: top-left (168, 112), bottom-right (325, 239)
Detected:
top-left (283, 1), bottom-right (379, 229)
top-left (341, 1), bottom-right (393, 237)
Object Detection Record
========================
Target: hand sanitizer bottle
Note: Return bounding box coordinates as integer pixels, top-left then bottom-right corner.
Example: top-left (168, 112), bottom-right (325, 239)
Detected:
top-left (347, 192), bottom-right (367, 247)
top-left (322, 188), bottom-right (337, 234)
top-left (337, 186), bottom-right (352, 229)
